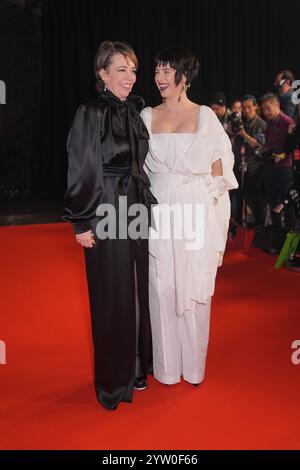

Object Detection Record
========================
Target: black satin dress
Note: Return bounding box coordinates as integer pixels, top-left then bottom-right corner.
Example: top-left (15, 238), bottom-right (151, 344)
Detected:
top-left (62, 89), bottom-right (157, 410)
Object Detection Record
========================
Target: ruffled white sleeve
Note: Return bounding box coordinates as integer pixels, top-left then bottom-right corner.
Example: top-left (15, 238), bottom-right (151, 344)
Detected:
top-left (205, 108), bottom-right (239, 266)
top-left (205, 111), bottom-right (239, 202)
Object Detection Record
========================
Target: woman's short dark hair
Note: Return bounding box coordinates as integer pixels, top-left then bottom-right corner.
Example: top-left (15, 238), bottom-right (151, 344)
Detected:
top-left (94, 40), bottom-right (138, 93)
top-left (155, 48), bottom-right (200, 86)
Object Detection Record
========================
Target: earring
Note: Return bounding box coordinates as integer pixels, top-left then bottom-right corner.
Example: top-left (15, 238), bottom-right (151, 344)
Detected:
top-left (104, 83), bottom-right (107, 92)
top-left (178, 87), bottom-right (183, 102)
top-left (178, 83), bottom-right (190, 102)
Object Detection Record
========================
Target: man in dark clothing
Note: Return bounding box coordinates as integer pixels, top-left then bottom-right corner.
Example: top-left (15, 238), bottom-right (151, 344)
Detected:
top-left (274, 70), bottom-right (296, 119)
top-left (261, 93), bottom-right (295, 229)
top-left (239, 95), bottom-right (267, 227)
top-left (234, 95), bottom-right (267, 228)
top-left (210, 92), bottom-right (231, 132)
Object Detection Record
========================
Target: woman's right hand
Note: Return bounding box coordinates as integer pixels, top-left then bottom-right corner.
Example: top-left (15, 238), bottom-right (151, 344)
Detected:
top-left (75, 229), bottom-right (96, 248)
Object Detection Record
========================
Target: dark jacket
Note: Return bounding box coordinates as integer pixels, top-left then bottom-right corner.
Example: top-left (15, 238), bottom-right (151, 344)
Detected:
top-left (62, 89), bottom-right (157, 234)
top-left (279, 89), bottom-right (296, 119)
top-left (284, 122), bottom-right (300, 154)
top-left (243, 114), bottom-right (267, 174)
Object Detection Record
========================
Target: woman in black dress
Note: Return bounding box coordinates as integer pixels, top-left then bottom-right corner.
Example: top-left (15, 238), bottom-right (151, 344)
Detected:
top-left (62, 41), bottom-right (156, 411)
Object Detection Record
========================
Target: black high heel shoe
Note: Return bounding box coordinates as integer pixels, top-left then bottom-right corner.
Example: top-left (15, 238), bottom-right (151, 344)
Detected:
top-left (134, 377), bottom-right (148, 391)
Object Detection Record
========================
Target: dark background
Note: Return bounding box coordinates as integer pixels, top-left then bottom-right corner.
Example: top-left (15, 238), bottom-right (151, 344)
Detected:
top-left (1, 0), bottom-right (300, 204)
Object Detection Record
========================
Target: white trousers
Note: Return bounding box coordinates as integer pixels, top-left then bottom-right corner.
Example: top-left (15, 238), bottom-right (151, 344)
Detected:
top-left (149, 256), bottom-right (212, 385)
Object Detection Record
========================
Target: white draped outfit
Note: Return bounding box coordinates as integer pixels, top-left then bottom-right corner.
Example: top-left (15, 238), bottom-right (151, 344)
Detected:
top-left (141, 105), bottom-right (238, 384)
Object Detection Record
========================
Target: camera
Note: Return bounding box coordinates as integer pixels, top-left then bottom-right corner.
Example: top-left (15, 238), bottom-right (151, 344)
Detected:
top-left (253, 146), bottom-right (288, 164)
top-left (253, 146), bottom-right (274, 162)
top-left (229, 112), bottom-right (243, 134)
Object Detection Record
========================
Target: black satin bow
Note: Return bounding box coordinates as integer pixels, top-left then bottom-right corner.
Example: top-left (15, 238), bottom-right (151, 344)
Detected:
top-left (99, 89), bottom-right (141, 172)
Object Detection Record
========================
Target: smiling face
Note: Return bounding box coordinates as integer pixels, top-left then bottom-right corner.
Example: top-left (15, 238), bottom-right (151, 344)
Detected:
top-left (99, 53), bottom-right (137, 101)
top-left (154, 63), bottom-right (186, 100)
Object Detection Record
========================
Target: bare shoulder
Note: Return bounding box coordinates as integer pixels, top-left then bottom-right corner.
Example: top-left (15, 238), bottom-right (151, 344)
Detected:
top-left (189, 101), bottom-right (202, 110)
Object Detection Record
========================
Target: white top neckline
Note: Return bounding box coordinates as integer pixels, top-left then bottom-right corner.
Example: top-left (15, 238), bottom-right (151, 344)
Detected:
top-left (149, 105), bottom-right (204, 135)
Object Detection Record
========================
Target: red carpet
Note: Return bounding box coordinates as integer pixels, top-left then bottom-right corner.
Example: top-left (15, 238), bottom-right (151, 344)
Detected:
top-left (0, 222), bottom-right (299, 450)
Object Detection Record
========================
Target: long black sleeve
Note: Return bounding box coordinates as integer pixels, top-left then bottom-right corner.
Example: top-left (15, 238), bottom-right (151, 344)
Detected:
top-left (62, 103), bottom-right (104, 234)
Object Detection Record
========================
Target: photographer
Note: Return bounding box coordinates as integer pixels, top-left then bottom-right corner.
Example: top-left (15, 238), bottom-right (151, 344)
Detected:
top-left (276, 102), bottom-right (300, 231)
top-left (230, 95), bottom-right (267, 228)
top-left (210, 92), bottom-right (231, 132)
top-left (272, 107), bottom-right (300, 265)
top-left (284, 103), bottom-right (300, 159)
top-left (230, 99), bottom-right (242, 114)
top-left (274, 70), bottom-right (296, 119)
top-left (261, 93), bottom-right (295, 229)
top-left (227, 101), bottom-right (242, 230)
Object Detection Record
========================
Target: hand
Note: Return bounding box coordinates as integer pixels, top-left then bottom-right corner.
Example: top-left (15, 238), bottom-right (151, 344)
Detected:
top-left (237, 127), bottom-right (247, 138)
top-left (75, 229), bottom-right (96, 248)
top-left (272, 202), bottom-right (284, 214)
top-left (205, 174), bottom-right (226, 205)
top-left (273, 153), bottom-right (286, 164)
top-left (288, 122), bottom-right (296, 134)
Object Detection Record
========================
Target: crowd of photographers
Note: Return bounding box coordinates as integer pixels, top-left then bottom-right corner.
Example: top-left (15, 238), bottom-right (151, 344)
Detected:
top-left (210, 70), bottom-right (300, 255)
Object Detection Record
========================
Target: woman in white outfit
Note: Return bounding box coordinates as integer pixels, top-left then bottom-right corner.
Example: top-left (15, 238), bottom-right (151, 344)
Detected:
top-left (141, 48), bottom-right (238, 386)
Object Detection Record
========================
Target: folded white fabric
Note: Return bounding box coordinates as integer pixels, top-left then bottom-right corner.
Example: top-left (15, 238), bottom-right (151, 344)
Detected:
top-left (204, 174), bottom-right (229, 205)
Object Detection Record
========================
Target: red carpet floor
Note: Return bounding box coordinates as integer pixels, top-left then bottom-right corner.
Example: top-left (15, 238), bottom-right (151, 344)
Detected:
top-left (0, 222), bottom-right (299, 450)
